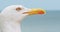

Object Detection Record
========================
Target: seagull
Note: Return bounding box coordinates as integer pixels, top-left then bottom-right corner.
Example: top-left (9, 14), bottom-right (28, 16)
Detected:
top-left (0, 5), bottom-right (46, 32)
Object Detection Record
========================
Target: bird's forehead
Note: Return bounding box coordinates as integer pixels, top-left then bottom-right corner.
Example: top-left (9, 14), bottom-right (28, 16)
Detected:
top-left (3, 5), bottom-right (28, 11)
top-left (3, 5), bottom-right (29, 13)
top-left (8, 5), bottom-right (23, 8)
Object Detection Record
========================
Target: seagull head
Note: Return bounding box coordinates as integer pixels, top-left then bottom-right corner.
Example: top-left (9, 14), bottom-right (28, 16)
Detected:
top-left (1, 5), bottom-right (46, 22)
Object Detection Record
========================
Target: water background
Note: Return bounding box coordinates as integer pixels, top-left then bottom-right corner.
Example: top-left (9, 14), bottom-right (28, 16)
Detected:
top-left (22, 11), bottom-right (60, 32)
top-left (0, 0), bottom-right (60, 32)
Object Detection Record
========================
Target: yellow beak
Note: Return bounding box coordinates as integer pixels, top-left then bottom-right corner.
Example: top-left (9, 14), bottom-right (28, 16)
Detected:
top-left (23, 8), bottom-right (46, 15)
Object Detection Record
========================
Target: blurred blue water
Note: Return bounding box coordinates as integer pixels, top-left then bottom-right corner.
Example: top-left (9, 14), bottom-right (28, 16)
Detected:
top-left (22, 11), bottom-right (60, 32)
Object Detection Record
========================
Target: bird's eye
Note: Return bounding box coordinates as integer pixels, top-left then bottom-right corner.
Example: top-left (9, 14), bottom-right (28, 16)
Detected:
top-left (16, 7), bottom-right (22, 11)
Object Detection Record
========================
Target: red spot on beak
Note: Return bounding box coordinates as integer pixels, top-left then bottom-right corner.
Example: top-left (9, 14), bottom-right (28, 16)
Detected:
top-left (38, 11), bottom-right (45, 14)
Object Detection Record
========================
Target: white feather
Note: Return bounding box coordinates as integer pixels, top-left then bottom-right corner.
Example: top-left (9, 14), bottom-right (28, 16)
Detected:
top-left (0, 5), bottom-right (30, 32)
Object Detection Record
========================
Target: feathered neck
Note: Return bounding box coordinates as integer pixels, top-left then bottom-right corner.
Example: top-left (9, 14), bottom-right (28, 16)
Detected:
top-left (1, 14), bottom-right (26, 32)
top-left (1, 20), bottom-right (21, 32)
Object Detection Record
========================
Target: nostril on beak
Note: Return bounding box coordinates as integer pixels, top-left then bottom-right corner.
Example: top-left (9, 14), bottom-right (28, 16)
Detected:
top-left (16, 7), bottom-right (22, 11)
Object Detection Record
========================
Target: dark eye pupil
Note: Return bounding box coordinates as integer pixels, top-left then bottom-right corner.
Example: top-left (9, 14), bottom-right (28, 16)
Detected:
top-left (16, 7), bottom-right (22, 11)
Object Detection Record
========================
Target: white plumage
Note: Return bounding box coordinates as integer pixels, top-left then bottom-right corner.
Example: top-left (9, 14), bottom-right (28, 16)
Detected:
top-left (0, 5), bottom-right (45, 32)
top-left (0, 5), bottom-right (31, 32)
